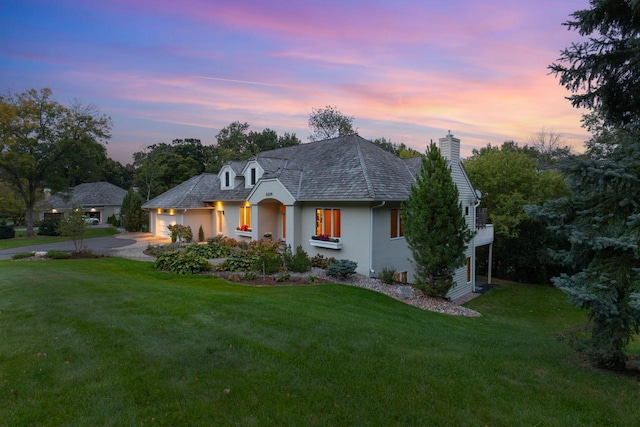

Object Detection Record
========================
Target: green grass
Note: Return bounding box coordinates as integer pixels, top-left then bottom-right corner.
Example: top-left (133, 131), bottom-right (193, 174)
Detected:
top-left (0, 227), bottom-right (119, 250)
top-left (1, 259), bottom-right (639, 426)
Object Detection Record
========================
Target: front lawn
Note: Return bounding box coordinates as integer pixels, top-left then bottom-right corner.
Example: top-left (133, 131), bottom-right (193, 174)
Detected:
top-left (1, 258), bottom-right (638, 426)
top-left (0, 226), bottom-right (119, 250)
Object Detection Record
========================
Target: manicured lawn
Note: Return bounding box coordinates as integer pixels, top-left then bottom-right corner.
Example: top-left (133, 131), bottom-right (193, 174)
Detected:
top-left (0, 227), bottom-right (119, 250)
top-left (1, 258), bottom-right (638, 426)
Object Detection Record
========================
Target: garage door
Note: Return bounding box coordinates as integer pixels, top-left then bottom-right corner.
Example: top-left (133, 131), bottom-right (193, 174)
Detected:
top-left (156, 215), bottom-right (176, 238)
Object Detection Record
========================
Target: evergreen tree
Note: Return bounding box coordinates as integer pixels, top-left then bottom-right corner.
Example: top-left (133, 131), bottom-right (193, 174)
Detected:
top-left (535, 0), bottom-right (640, 370)
top-left (401, 143), bottom-right (473, 297)
top-left (549, 0), bottom-right (640, 127)
top-left (529, 127), bottom-right (640, 369)
top-left (120, 188), bottom-right (147, 232)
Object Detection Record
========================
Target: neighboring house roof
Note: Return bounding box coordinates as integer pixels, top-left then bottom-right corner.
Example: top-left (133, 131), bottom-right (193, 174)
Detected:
top-left (38, 182), bottom-right (127, 210)
top-left (142, 174), bottom-right (219, 209)
top-left (145, 134), bottom-right (429, 209)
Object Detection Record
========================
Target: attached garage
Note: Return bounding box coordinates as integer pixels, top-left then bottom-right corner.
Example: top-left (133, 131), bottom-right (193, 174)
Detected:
top-left (156, 214), bottom-right (176, 238)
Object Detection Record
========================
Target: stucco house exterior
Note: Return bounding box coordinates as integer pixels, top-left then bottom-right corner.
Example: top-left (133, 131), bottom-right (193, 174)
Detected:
top-left (143, 133), bottom-right (494, 300)
top-left (37, 181), bottom-right (127, 224)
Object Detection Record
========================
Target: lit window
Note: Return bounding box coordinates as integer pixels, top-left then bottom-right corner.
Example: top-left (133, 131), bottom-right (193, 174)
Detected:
top-left (239, 205), bottom-right (251, 229)
top-left (390, 209), bottom-right (404, 238)
top-left (315, 208), bottom-right (341, 238)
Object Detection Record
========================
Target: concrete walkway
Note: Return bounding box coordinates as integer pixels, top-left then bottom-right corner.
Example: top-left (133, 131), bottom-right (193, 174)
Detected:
top-left (98, 232), bottom-right (171, 261)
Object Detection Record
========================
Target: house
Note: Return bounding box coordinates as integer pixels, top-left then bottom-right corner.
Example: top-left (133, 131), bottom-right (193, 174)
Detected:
top-left (37, 181), bottom-right (128, 224)
top-left (143, 133), bottom-right (494, 300)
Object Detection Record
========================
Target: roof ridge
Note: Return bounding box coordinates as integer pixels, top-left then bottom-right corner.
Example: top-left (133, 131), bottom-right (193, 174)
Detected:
top-left (354, 137), bottom-right (375, 198)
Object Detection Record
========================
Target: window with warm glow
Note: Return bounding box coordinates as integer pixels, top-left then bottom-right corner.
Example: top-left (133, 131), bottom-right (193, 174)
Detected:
top-left (239, 205), bottom-right (251, 229)
top-left (390, 209), bottom-right (404, 238)
top-left (315, 208), bottom-right (341, 238)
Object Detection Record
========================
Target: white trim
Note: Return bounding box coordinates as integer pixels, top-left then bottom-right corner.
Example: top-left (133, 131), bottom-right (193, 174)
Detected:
top-left (309, 239), bottom-right (342, 250)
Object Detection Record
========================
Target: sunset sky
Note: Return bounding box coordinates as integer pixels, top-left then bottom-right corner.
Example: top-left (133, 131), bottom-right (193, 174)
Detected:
top-left (1, 0), bottom-right (591, 164)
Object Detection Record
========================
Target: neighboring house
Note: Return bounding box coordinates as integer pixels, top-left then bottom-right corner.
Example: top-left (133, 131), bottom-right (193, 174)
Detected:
top-left (37, 182), bottom-right (128, 224)
top-left (143, 133), bottom-right (494, 300)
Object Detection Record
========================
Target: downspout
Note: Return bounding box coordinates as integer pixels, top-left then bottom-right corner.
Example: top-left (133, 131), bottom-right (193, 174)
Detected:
top-left (472, 197), bottom-right (481, 292)
top-left (369, 201), bottom-right (386, 277)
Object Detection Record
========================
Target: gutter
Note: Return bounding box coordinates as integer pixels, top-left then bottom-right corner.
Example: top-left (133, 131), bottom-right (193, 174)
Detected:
top-left (369, 201), bottom-right (386, 277)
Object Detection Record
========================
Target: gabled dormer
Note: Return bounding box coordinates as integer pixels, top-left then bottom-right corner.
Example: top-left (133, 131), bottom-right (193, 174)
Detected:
top-left (218, 164), bottom-right (237, 190)
top-left (241, 160), bottom-right (264, 189)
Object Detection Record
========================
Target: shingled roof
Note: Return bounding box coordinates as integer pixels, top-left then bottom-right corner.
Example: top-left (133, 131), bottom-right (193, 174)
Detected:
top-left (145, 134), bottom-right (424, 208)
top-left (250, 134), bottom-right (418, 201)
top-left (142, 174), bottom-right (219, 209)
top-left (41, 182), bottom-right (127, 209)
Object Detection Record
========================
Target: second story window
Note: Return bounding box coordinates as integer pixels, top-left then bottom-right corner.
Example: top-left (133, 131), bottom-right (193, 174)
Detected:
top-left (390, 208), bottom-right (404, 238)
top-left (225, 171), bottom-right (230, 188)
top-left (250, 168), bottom-right (256, 186)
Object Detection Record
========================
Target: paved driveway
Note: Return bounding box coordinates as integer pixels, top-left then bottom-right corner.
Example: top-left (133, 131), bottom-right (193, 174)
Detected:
top-left (0, 232), bottom-right (170, 261)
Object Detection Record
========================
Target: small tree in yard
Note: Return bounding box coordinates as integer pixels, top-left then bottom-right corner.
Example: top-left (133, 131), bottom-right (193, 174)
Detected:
top-left (121, 188), bottom-right (147, 232)
top-left (402, 143), bottom-right (473, 297)
top-left (58, 206), bottom-right (87, 253)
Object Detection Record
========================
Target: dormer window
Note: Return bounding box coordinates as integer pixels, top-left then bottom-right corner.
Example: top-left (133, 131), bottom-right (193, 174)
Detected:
top-left (225, 171), bottom-right (230, 187)
top-left (243, 162), bottom-right (263, 189)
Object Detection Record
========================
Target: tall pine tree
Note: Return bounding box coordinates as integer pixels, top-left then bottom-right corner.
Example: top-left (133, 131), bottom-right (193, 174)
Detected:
top-left (401, 143), bottom-right (473, 297)
top-left (534, 0), bottom-right (640, 370)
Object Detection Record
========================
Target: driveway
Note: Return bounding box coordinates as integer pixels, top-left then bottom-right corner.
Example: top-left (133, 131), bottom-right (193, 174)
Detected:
top-left (0, 232), bottom-right (171, 261)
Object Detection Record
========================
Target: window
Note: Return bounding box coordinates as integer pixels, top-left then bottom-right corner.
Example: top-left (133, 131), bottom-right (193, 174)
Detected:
top-left (315, 208), bottom-right (341, 238)
top-left (467, 257), bottom-right (471, 282)
top-left (250, 168), bottom-right (256, 186)
top-left (239, 205), bottom-right (251, 229)
top-left (225, 171), bottom-right (230, 188)
top-left (390, 209), bottom-right (404, 238)
top-left (393, 271), bottom-right (408, 283)
top-left (465, 206), bottom-right (469, 216)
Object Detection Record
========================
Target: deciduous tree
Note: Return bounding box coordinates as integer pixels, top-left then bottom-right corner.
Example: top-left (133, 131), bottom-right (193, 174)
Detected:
top-left (0, 88), bottom-right (111, 236)
top-left (308, 106), bottom-right (356, 141)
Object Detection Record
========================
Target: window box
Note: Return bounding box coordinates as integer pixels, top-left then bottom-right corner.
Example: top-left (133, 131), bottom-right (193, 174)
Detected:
top-left (235, 228), bottom-right (252, 238)
top-left (309, 237), bottom-right (342, 250)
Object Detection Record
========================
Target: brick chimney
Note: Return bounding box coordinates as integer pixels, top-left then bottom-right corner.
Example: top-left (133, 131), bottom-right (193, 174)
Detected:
top-left (439, 131), bottom-right (460, 162)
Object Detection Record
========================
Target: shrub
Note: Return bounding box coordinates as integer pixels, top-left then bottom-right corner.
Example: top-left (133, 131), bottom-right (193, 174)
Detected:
top-left (327, 259), bottom-right (358, 278)
top-left (107, 214), bottom-right (121, 227)
top-left (185, 242), bottom-right (231, 259)
top-left (310, 253), bottom-right (335, 269)
top-left (378, 267), bottom-right (397, 285)
top-left (198, 225), bottom-right (205, 242)
top-left (12, 252), bottom-right (35, 260)
top-left (0, 221), bottom-right (15, 239)
top-left (218, 252), bottom-right (261, 272)
top-left (276, 272), bottom-right (292, 282)
top-left (283, 245), bottom-right (312, 273)
top-left (38, 218), bottom-right (60, 236)
top-left (154, 251), bottom-right (212, 274)
top-left (45, 250), bottom-right (72, 259)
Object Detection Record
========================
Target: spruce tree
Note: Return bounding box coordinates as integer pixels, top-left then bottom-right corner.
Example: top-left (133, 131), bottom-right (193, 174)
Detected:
top-left (534, 0), bottom-right (640, 370)
top-left (401, 143), bottom-right (473, 297)
top-left (530, 127), bottom-right (640, 369)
